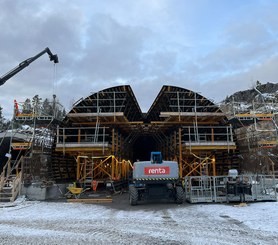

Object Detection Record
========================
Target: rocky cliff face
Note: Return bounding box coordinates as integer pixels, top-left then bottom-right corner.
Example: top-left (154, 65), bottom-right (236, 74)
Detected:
top-left (220, 82), bottom-right (278, 117)
top-left (223, 82), bottom-right (278, 104)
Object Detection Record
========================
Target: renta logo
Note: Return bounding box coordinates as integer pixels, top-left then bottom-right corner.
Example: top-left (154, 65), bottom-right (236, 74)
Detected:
top-left (144, 166), bottom-right (170, 175)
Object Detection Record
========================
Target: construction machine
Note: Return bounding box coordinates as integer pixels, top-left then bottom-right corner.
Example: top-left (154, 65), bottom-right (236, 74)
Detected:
top-left (129, 152), bottom-right (184, 205)
top-left (0, 47), bottom-right (58, 86)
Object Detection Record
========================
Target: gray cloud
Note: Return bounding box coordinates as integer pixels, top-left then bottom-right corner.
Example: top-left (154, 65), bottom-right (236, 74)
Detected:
top-left (1, 0), bottom-right (277, 119)
top-left (81, 14), bottom-right (149, 80)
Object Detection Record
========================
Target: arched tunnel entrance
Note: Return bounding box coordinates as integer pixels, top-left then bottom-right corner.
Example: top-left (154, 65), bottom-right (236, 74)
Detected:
top-left (132, 136), bottom-right (158, 162)
top-left (53, 85), bottom-right (240, 183)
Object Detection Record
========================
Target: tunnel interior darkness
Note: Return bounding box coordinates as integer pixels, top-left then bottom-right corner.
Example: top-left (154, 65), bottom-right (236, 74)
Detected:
top-left (132, 136), bottom-right (158, 162)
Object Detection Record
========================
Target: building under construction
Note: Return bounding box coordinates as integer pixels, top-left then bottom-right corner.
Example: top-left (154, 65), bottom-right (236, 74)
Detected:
top-left (1, 84), bottom-right (277, 203)
top-left (52, 85), bottom-right (238, 188)
top-left (1, 48), bottom-right (274, 202)
top-left (221, 85), bottom-right (278, 175)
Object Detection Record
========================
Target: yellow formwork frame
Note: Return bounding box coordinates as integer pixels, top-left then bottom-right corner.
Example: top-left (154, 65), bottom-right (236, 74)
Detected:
top-left (76, 155), bottom-right (132, 184)
top-left (76, 156), bottom-right (90, 182)
top-left (176, 128), bottom-right (218, 178)
top-left (178, 153), bottom-right (217, 177)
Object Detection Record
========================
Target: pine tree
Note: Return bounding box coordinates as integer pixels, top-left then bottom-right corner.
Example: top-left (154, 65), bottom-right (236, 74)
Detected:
top-left (0, 105), bottom-right (11, 131)
top-left (0, 105), bottom-right (4, 130)
top-left (32, 95), bottom-right (42, 115)
top-left (22, 98), bottom-right (32, 114)
top-left (42, 98), bottom-right (53, 116)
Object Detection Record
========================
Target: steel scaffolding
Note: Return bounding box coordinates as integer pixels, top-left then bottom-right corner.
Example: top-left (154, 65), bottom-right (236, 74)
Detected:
top-left (54, 85), bottom-right (239, 187)
top-left (185, 174), bottom-right (277, 203)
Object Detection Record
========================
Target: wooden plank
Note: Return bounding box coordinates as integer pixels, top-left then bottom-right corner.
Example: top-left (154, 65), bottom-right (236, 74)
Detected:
top-left (67, 198), bottom-right (113, 203)
top-left (235, 113), bottom-right (273, 117)
top-left (67, 112), bottom-right (124, 117)
top-left (160, 112), bottom-right (226, 117)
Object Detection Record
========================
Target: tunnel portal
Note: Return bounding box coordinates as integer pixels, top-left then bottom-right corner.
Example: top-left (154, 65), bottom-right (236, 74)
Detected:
top-left (53, 85), bottom-right (239, 183)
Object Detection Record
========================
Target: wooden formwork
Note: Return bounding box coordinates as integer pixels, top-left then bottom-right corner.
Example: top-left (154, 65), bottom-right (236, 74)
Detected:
top-left (53, 85), bottom-right (241, 183)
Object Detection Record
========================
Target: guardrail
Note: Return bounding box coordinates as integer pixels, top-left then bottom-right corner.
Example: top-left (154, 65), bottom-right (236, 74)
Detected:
top-left (185, 174), bottom-right (277, 203)
top-left (0, 156), bottom-right (23, 201)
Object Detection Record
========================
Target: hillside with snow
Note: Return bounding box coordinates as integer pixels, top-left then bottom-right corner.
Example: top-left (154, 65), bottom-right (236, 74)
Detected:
top-left (220, 82), bottom-right (278, 174)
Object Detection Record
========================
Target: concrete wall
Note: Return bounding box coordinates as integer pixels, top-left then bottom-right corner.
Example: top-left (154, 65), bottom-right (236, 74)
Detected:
top-left (21, 182), bottom-right (68, 201)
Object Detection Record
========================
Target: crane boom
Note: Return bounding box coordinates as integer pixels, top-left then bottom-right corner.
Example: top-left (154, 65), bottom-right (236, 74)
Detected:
top-left (0, 47), bottom-right (58, 86)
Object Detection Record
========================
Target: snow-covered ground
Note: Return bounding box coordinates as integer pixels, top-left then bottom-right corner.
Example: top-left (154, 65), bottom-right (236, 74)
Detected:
top-left (0, 195), bottom-right (277, 245)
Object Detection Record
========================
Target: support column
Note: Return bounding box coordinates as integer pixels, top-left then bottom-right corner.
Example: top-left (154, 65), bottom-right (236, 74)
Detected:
top-left (212, 155), bottom-right (216, 176)
top-left (83, 158), bottom-right (87, 181)
top-left (174, 131), bottom-right (177, 160)
top-left (115, 130), bottom-right (119, 157)
top-left (78, 129), bottom-right (81, 143)
top-left (76, 156), bottom-right (80, 181)
top-left (112, 128), bottom-right (115, 154)
top-left (112, 156), bottom-right (115, 180)
top-left (111, 129), bottom-right (115, 179)
top-left (179, 127), bottom-right (183, 178)
top-left (7, 158), bottom-right (11, 178)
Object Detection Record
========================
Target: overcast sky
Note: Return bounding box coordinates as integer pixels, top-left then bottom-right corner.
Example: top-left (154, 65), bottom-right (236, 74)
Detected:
top-left (0, 0), bottom-right (277, 119)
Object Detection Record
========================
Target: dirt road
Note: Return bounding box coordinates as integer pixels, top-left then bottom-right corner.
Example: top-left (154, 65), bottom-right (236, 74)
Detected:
top-left (0, 193), bottom-right (277, 244)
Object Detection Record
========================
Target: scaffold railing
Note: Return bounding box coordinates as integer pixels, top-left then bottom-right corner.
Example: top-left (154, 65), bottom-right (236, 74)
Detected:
top-left (0, 155), bottom-right (23, 201)
top-left (182, 125), bottom-right (234, 144)
top-left (56, 126), bottom-right (109, 145)
top-left (185, 174), bottom-right (277, 203)
top-left (14, 98), bottom-right (64, 121)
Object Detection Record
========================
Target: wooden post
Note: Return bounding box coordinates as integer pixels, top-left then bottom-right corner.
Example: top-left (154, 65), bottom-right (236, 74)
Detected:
top-left (179, 128), bottom-right (183, 178)
top-left (115, 130), bottom-right (118, 156)
top-left (112, 128), bottom-right (115, 154)
top-left (56, 126), bottom-right (59, 144)
top-left (174, 131), bottom-right (177, 160)
top-left (83, 158), bottom-right (87, 181)
top-left (7, 158), bottom-right (11, 178)
top-left (211, 128), bottom-right (214, 143)
top-left (78, 129), bottom-right (81, 143)
top-left (76, 156), bottom-right (80, 181)
top-left (111, 156), bottom-right (115, 180)
top-left (212, 155), bottom-right (216, 176)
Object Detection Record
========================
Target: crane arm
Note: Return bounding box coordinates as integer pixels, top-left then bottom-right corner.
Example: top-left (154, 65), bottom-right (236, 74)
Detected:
top-left (0, 47), bottom-right (58, 86)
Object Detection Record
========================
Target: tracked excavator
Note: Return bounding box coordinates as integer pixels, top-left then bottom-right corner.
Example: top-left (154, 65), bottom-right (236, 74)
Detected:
top-left (0, 47), bottom-right (58, 86)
